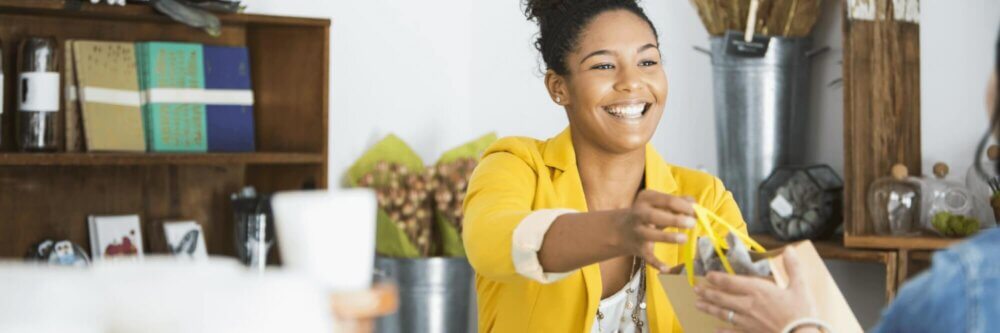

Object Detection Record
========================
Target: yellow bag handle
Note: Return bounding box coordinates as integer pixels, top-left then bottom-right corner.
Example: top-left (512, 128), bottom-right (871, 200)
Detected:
top-left (681, 204), bottom-right (766, 286)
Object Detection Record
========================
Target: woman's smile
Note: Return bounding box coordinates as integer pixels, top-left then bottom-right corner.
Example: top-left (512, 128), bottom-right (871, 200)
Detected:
top-left (600, 101), bottom-right (651, 120)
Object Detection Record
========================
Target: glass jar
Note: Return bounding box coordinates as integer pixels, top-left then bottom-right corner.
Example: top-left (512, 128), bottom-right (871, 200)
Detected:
top-left (923, 163), bottom-right (980, 237)
top-left (758, 165), bottom-right (844, 241)
top-left (965, 145), bottom-right (1000, 228)
top-left (17, 37), bottom-right (60, 152)
top-left (868, 164), bottom-right (922, 236)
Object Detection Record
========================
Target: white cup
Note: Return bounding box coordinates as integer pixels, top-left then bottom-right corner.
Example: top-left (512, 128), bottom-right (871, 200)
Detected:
top-left (271, 189), bottom-right (376, 291)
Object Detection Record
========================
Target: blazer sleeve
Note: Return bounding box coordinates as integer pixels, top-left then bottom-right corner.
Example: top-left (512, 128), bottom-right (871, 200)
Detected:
top-left (462, 150), bottom-right (541, 283)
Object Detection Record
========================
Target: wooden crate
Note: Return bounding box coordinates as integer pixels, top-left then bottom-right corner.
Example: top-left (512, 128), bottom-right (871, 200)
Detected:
top-left (842, 0), bottom-right (926, 249)
top-left (0, 0), bottom-right (329, 259)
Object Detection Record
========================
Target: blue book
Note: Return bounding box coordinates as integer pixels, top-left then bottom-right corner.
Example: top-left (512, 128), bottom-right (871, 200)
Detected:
top-left (203, 46), bottom-right (256, 152)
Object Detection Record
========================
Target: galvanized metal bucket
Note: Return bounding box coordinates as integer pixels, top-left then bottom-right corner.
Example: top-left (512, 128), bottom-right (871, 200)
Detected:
top-left (703, 36), bottom-right (823, 233)
top-left (375, 257), bottom-right (474, 333)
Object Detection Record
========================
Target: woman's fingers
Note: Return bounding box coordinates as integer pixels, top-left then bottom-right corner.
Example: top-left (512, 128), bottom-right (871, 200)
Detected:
top-left (695, 299), bottom-right (743, 326)
top-left (694, 285), bottom-right (751, 313)
top-left (782, 248), bottom-right (808, 290)
top-left (637, 224), bottom-right (688, 244)
top-left (635, 205), bottom-right (696, 229)
top-left (640, 245), bottom-right (670, 272)
top-left (696, 299), bottom-right (752, 332)
top-left (637, 190), bottom-right (696, 216)
top-left (705, 272), bottom-right (771, 295)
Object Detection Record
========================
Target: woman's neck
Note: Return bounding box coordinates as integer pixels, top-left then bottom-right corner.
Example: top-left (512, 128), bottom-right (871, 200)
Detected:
top-left (573, 137), bottom-right (646, 211)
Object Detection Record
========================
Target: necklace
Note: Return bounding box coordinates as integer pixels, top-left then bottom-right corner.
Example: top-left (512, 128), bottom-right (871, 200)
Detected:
top-left (596, 256), bottom-right (647, 333)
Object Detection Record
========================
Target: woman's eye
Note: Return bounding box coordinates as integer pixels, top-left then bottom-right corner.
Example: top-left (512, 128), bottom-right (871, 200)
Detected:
top-left (640, 60), bottom-right (659, 67)
top-left (591, 63), bottom-right (615, 70)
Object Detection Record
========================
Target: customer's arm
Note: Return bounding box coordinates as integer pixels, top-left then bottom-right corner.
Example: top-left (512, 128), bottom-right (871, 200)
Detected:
top-left (868, 248), bottom-right (969, 333)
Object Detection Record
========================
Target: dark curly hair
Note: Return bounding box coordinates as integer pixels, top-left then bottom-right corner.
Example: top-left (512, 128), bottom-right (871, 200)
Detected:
top-left (975, 25), bottom-right (1000, 177)
top-left (524, 0), bottom-right (659, 75)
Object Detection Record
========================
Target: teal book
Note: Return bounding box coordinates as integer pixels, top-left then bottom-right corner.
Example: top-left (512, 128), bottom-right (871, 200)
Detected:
top-left (136, 42), bottom-right (207, 152)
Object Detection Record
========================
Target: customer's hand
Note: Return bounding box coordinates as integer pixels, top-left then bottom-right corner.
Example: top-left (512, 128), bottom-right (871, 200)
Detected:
top-left (618, 190), bottom-right (696, 272)
top-left (693, 247), bottom-right (818, 333)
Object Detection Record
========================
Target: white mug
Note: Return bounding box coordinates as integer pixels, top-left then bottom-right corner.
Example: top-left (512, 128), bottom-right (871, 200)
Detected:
top-left (271, 189), bottom-right (376, 291)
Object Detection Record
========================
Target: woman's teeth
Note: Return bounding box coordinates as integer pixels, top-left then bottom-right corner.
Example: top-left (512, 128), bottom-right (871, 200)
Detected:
top-left (603, 103), bottom-right (647, 119)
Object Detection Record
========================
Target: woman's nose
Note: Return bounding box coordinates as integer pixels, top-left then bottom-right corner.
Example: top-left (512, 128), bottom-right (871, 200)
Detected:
top-left (614, 66), bottom-right (642, 92)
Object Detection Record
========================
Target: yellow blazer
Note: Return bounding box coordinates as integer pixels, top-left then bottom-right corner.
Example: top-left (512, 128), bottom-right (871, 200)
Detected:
top-left (462, 127), bottom-right (748, 333)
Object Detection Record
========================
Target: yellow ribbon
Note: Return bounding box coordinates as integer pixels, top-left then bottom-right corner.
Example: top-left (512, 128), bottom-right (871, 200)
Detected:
top-left (681, 204), bottom-right (766, 286)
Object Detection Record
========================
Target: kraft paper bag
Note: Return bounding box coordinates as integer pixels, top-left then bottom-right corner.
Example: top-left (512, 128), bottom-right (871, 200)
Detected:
top-left (660, 240), bottom-right (864, 333)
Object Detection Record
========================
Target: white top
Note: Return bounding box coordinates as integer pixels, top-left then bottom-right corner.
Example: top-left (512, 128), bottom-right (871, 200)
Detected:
top-left (512, 209), bottom-right (647, 332)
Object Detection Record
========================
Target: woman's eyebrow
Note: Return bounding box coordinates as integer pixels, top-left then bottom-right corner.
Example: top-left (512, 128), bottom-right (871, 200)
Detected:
top-left (579, 49), bottom-right (613, 64)
top-left (579, 43), bottom-right (660, 64)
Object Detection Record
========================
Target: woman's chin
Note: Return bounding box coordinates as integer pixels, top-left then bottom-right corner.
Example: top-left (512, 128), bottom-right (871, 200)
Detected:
top-left (599, 133), bottom-right (651, 154)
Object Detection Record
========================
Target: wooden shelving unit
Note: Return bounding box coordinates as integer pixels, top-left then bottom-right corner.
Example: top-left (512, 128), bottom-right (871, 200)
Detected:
top-left (0, 152), bottom-right (325, 166)
top-left (0, 0), bottom-right (330, 260)
top-left (842, 234), bottom-right (960, 250)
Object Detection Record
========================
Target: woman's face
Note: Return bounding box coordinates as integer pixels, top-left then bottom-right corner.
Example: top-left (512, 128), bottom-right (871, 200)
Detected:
top-left (554, 10), bottom-right (668, 154)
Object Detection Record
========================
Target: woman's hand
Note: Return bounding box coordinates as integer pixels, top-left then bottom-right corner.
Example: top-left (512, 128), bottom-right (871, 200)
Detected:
top-left (693, 247), bottom-right (818, 333)
top-left (618, 190), bottom-right (697, 271)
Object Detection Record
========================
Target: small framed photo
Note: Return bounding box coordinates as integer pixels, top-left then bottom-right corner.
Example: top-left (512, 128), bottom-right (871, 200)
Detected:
top-left (163, 221), bottom-right (208, 260)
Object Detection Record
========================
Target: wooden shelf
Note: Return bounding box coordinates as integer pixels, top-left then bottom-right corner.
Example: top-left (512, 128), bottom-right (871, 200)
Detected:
top-left (0, 152), bottom-right (325, 166)
top-left (843, 234), bottom-right (960, 250)
top-left (752, 234), bottom-right (894, 263)
top-left (0, 0), bottom-right (330, 27)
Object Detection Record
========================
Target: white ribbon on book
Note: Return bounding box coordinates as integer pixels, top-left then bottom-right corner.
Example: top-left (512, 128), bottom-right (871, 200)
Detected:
top-left (142, 88), bottom-right (254, 106)
top-left (80, 86), bottom-right (142, 107)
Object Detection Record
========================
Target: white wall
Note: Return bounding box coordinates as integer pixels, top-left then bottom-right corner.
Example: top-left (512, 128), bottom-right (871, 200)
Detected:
top-left (244, 0), bottom-right (997, 329)
top-left (921, 1), bottom-right (1000, 178)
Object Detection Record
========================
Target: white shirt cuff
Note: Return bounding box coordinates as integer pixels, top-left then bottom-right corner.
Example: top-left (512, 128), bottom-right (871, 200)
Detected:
top-left (511, 208), bottom-right (578, 284)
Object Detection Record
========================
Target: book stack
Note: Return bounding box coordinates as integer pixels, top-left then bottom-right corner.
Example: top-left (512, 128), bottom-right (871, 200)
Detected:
top-left (64, 40), bottom-right (256, 153)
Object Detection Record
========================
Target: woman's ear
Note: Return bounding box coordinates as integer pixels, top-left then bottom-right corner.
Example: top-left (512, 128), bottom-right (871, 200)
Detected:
top-left (544, 69), bottom-right (568, 106)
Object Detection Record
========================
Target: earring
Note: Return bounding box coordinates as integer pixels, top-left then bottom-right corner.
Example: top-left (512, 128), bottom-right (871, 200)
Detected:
top-left (556, 96), bottom-right (562, 104)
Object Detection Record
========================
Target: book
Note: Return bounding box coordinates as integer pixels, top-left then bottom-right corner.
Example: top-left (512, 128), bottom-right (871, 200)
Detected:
top-left (136, 42), bottom-right (207, 152)
top-left (163, 221), bottom-right (208, 260)
top-left (203, 45), bottom-right (255, 152)
top-left (88, 214), bottom-right (144, 262)
top-left (73, 40), bottom-right (146, 152)
top-left (63, 39), bottom-right (83, 152)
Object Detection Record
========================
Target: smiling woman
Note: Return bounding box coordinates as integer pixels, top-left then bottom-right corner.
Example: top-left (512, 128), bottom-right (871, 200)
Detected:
top-left (460, 0), bottom-right (749, 332)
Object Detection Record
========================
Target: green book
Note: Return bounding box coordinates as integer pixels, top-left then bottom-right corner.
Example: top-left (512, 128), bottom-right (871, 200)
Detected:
top-left (136, 42), bottom-right (207, 152)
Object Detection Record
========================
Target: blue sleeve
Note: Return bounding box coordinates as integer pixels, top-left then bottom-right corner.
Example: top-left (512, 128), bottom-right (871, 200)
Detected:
top-left (869, 252), bottom-right (968, 333)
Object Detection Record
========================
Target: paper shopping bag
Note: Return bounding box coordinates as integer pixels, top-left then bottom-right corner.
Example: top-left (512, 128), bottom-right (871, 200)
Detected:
top-left (660, 241), bottom-right (864, 333)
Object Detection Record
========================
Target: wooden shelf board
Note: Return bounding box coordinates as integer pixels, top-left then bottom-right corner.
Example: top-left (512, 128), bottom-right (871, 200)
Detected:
top-left (0, 0), bottom-right (330, 27)
top-left (843, 234), bottom-right (960, 250)
top-left (752, 234), bottom-right (894, 263)
top-left (910, 250), bottom-right (935, 262)
top-left (0, 152), bottom-right (324, 166)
